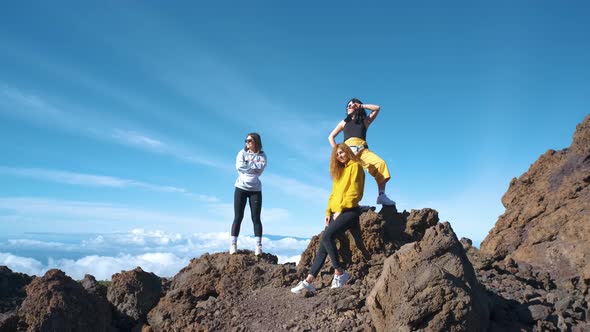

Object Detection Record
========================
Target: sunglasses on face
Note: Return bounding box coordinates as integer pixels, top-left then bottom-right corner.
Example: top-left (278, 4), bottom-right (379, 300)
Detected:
top-left (245, 139), bottom-right (254, 143)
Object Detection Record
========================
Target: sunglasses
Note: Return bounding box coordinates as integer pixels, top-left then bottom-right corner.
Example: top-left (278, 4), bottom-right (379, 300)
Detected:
top-left (245, 139), bottom-right (254, 143)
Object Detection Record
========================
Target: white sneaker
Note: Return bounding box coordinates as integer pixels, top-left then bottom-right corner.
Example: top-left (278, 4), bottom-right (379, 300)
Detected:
top-left (290, 280), bottom-right (316, 294)
top-left (229, 243), bottom-right (237, 255)
top-left (331, 275), bottom-right (339, 288)
top-left (331, 272), bottom-right (350, 289)
top-left (254, 244), bottom-right (262, 256)
top-left (376, 193), bottom-right (396, 206)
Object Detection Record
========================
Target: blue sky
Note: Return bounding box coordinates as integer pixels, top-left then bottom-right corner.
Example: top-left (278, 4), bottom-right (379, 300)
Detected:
top-left (1, 2), bottom-right (589, 277)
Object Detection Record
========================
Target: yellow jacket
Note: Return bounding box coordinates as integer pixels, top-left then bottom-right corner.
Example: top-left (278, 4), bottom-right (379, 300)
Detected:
top-left (326, 160), bottom-right (365, 216)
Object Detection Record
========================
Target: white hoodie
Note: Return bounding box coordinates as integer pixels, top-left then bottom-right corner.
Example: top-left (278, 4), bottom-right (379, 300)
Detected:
top-left (234, 149), bottom-right (267, 192)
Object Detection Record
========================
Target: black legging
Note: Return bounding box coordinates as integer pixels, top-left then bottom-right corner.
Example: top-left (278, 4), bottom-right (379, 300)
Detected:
top-left (231, 187), bottom-right (262, 237)
top-left (310, 208), bottom-right (360, 277)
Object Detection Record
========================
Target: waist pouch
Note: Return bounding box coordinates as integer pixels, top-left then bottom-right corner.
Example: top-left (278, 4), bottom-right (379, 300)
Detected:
top-left (349, 144), bottom-right (368, 155)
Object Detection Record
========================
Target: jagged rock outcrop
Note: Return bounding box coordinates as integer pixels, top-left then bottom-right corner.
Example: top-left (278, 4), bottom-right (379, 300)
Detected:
top-left (367, 222), bottom-right (490, 332)
top-left (480, 115), bottom-right (590, 288)
top-left (145, 252), bottom-right (291, 331)
top-left (80, 274), bottom-right (107, 298)
top-left (0, 311), bottom-right (19, 332)
top-left (464, 239), bottom-right (590, 331)
top-left (144, 207), bottom-right (438, 332)
top-left (107, 267), bottom-right (162, 331)
top-left (297, 207), bottom-right (438, 288)
top-left (0, 266), bottom-right (31, 331)
top-left (17, 269), bottom-right (115, 332)
top-left (402, 208), bottom-right (440, 242)
top-left (296, 208), bottom-right (388, 288)
top-left (0, 266), bottom-right (32, 313)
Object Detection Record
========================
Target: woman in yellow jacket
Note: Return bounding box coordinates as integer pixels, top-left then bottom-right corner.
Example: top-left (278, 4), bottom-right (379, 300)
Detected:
top-left (291, 143), bottom-right (365, 293)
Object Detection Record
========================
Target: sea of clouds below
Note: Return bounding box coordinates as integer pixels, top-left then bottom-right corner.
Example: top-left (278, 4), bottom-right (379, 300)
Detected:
top-left (0, 229), bottom-right (310, 280)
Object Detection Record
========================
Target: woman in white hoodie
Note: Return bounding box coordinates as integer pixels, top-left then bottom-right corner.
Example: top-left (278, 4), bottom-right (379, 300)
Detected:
top-left (230, 133), bottom-right (267, 256)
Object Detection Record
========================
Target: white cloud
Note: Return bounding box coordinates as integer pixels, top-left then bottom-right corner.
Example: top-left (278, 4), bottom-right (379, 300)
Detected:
top-left (7, 239), bottom-right (64, 248)
top-left (276, 255), bottom-right (301, 265)
top-left (48, 253), bottom-right (190, 280)
top-left (0, 230), bottom-right (310, 280)
top-left (0, 252), bottom-right (46, 276)
top-left (124, 229), bottom-right (184, 246)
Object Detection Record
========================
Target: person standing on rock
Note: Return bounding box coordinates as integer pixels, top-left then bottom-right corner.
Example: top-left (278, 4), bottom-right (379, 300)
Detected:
top-left (328, 98), bottom-right (395, 206)
top-left (291, 143), bottom-right (365, 293)
top-left (230, 133), bottom-right (267, 256)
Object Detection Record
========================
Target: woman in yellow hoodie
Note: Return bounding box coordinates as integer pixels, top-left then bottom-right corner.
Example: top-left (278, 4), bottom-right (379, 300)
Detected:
top-left (291, 143), bottom-right (365, 293)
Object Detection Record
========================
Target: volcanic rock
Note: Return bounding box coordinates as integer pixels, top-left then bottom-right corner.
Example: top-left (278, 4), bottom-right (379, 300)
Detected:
top-left (0, 266), bottom-right (32, 313)
top-left (146, 251), bottom-right (291, 331)
top-left (0, 311), bottom-right (18, 332)
top-left (80, 274), bottom-right (107, 298)
top-left (367, 222), bottom-right (490, 332)
top-left (17, 269), bottom-right (115, 331)
top-left (297, 207), bottom-right (439, 289)
top-left (480, 115), bottom-right (590, 287)
top-left (107, 267), bottom-right (162, 331)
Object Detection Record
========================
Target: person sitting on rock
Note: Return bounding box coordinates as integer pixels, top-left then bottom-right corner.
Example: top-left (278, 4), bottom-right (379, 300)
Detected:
top-left (328, 98), bottom-right (395, 206)
top-left (291, 143), bottom-right (365, 293)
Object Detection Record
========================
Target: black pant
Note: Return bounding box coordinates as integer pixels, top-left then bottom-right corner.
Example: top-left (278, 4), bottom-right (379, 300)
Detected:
top-left (231, 187), bottom-right (262, 237)
top-left (310, 208), bottom-right (360, 277)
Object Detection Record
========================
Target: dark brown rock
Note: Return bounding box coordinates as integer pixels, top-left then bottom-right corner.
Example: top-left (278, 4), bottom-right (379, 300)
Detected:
top-left (0, 311), bottom-right (18, 332)
top-left (146, 251), bottom-right (289, 331)
top-left (480, 115), bottom-right (590, 287)
top-left (0, 266), bottom-right (32, 313)
top-left (297, 207), bottom-right (438, 289)
top-left (367, 222), bottom-right (490, 332)
top-left (403, 208), bottom-right (439, 242)
top-left (80, 274), bottom-right (107, 298)
top-left (17, 269), bottom-right (114, 331)
top-left (296, 209), bottom-right (387, 277)
top-left (107, 267), bottom-right (162, 331)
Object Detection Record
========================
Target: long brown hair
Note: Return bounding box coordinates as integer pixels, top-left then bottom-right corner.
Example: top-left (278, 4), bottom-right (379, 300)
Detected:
top-left (329, 143), bottom-right (361, 180)
top-left (246, 132), bottom-right (263, 153)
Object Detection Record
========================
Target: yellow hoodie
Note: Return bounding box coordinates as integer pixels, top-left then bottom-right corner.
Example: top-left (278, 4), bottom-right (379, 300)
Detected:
top-left (326, 160), bottom-right (365, 216)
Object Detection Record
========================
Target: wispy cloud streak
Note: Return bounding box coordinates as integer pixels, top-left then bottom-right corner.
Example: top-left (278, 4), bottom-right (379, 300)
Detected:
top-left (0, 197), bottom-right (200, 225)
top-left (110, 129), bottom-right (226, 169)
top-left (0, 167), bottom-right (219, 201)
top-left (1, 84), bottom-right (328, 202)
top-left (1, 85), bottom-right (226, 170)
top-left (111, 129), bottom-right (167, 152)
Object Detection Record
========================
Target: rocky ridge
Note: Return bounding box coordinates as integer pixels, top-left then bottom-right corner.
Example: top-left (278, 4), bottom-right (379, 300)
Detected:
top-left (0, 115), bottom-right (588, 331)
